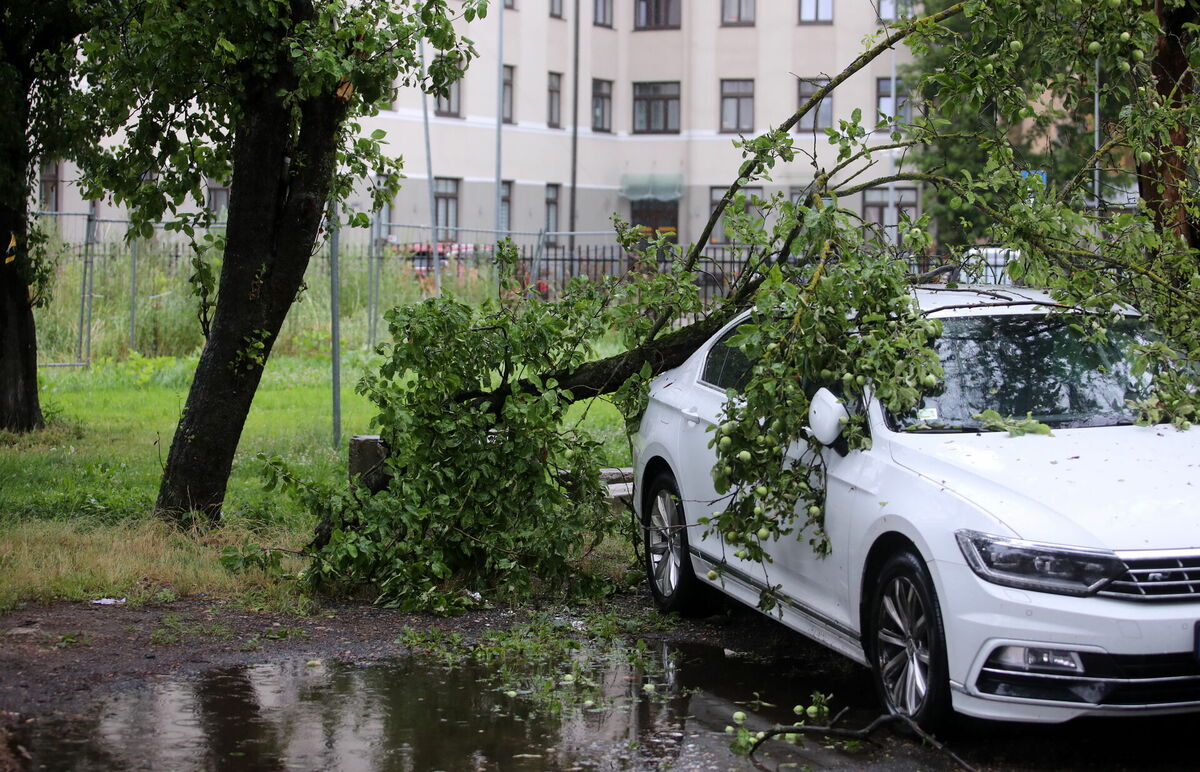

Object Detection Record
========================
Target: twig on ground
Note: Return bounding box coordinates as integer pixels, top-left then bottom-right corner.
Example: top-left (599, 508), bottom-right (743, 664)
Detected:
top-left (746, 712), bottom-right (978, 772)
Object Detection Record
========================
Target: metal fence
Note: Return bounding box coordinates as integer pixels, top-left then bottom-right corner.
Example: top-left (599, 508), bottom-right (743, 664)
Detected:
top-left (31, 210), bottom-right (1015, 367)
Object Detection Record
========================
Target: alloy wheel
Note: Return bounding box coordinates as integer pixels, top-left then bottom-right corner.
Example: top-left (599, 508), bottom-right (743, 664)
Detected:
top-left (875, 574), bottom-right (932, 716)
top-left (647, 488), bottom-right (682, 598)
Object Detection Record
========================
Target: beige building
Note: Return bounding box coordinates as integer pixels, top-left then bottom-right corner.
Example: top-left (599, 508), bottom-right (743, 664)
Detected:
top-left (370, 0), bottom-right (919, 245)
top-left (36, 1), bottom-right (919, 246)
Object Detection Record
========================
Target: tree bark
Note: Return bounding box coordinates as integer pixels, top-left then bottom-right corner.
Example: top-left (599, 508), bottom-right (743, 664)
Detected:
top-left (0, 8), bottom-right (54, 433)
top-left (1138, 0), bottom-right (1198, 253)
top-left (154, 7), bottom-right (347, 522)
top-left (0, 207), bottom-right (42, 433)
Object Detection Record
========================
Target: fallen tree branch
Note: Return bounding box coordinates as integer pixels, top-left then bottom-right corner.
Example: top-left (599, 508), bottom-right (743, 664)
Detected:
top-left (747, 712), bottom-right (978, 772)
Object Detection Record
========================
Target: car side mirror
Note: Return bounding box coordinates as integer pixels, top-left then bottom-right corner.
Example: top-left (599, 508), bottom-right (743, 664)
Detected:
top-left (808, 387), bottom-right (849, 446)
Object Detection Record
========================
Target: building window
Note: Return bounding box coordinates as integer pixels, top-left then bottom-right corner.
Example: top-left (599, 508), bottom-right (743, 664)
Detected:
top-left (206, 181), bottom-right (230, 220)
top-left (502, 65), bottom-right (515, 123)
top-left (876, 77), bottom-right (912, 126)
top-left (796, 78), bottom-right (832, 132)
top-left (635, 0), bottom-right (680, 29)
top-left (720, 79), bottom-right (754, 133)
top-left (545, 184), bottom-right (560, 244)
top-left (595, 0), bottom-right (613, 26)
top-left (877, 0), bottom-right (913, 20)
top-left (504, 0), bottom-right (515, 8)
top-left (548, 72), bottom-right (562, 128)
top-left (863, 187), bottom-right (918, 241)
top-left (710, 185), bottom-right (763, 244)
top-left (633, 81), bottom-right (681, 134)
top-left (38, 160), bottom-right (60, 212)
top-left (550, 0), bottom-right (563, 17)
top-left (500, 180), bottom-right (513, 232)
top-left (592, 79), bottom-right (613, 132)
top-left (799, 0), bottom-right (833, 23)
top-left (434, 177), bottom-right (460, 240)
top-left (435, 78), bottom-right (461, 117)
top-left (722, 0), bottom-right (755, 25)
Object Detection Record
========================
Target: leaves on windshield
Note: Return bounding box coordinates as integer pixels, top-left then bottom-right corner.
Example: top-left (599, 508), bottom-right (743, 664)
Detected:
top-left (972, 410), bottom-right (1053, 437)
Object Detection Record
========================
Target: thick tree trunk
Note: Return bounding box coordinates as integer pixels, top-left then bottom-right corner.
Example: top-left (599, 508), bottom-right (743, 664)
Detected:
top-left (0, 211), bottom-right (43, 433)
top-left (155, 59), bottom-right (347, 522)
top-left (1139, 1), bottom-right (1198, 252)
top-left (0, 51), bottom-right (43, 432)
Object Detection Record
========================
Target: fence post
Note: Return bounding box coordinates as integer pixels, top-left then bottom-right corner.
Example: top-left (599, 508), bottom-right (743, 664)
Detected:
top-left (367, 209), bottom-right (377, 349)
top-left (74, 208), bottom-right (95, 363)
top-left (529, 229), bottom-right (545, 294)
top-left (129, 230), bottom-right (138, 352)
top-left (329, 206), bottom-right (342, 450)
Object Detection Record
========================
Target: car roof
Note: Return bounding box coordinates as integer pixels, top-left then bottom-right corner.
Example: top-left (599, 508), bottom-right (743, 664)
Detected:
top-left (912, 285), bottom-right (1062, 318)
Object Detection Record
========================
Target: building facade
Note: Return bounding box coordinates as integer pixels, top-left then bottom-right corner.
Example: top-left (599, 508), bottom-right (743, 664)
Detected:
top-left (369, 0), bottom-right (918, 244)
top-left (36, 1), bottom-right (919, 246)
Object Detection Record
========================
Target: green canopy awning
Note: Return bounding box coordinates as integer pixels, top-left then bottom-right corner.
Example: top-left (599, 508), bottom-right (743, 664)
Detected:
top-left (620, 173), bottom-right (683, 202)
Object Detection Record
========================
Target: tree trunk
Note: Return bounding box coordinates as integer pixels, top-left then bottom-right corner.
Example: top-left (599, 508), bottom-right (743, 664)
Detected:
top-left (0, 211), bottom-right (43, 433)
top-left (1138, 1), bottom-right (1198, 253)
top-left (0, 48), bottom-right (43, 433)
top-left (155, 53), bottom-right (347, 522)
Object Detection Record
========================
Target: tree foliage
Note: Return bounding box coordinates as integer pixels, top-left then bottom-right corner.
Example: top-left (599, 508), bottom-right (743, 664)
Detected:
top-left (69, 0), bottom-right (483, 522)
top-left (267, 1), bottom-right (1199, 611)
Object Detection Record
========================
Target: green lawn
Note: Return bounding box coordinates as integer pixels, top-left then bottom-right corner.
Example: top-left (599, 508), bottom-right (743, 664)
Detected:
top-left (0, 353), bottom-right (632, 611)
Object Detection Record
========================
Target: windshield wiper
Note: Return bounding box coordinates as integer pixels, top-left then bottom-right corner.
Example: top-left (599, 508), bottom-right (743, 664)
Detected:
top-left (901, 422), bottom-right (992, 433)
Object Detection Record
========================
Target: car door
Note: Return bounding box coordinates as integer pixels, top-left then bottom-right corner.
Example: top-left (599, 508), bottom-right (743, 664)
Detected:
top-left (674, 323), bottom-right (768, 584)
top-left (764, 395), bottom-right (874, 636)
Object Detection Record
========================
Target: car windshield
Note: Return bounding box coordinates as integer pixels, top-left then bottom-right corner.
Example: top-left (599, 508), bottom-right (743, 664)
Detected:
top-left (896, 314), bottom-right (1155, 431)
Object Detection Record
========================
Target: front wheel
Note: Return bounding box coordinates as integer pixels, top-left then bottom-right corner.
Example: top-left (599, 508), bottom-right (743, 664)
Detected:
top-left (866, 550), bottom-right (951, 732)
top-left (642, 470), bottom-right (703, 614)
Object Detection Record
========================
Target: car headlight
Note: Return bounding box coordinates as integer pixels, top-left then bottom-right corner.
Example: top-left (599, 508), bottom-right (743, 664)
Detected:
top-left (955, 530), bottom-right (1125, 596)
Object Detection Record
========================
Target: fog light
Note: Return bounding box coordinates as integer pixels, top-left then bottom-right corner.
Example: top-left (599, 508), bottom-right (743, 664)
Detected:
top-left (992, 645), bottom-right (1084, 673)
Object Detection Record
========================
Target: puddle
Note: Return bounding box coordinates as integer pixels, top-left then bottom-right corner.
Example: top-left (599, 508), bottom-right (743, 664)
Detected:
top-left (19, 640), bottom-right (897, 771)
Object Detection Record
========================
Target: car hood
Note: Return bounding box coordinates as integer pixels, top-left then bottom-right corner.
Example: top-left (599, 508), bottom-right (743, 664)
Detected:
top-left (888, 425), bottom-right (1200, 551)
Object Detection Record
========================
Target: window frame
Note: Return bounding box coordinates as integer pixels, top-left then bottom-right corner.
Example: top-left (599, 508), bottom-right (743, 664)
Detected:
top-left (594, 0), bottom-right (613, 26)
top-left (434, 177), bottom-right (461, 241)
top-left (500, 180), bottom-right (513, 233)
top-left (547, 71), bottom-right (563, 128)
top-left (434, 78), bottom-right (461, 117)
top-left (592, 78), bottom-right (613, 132)
top-left (721, 0), bottom-right (755, 26)
top-left (862, 186), bottom-right (918, 242)
top-left (632, 80), bottom-right (681, 134)
top-left (796, 77), bottom-right (833, 132)
top-left (502, 65), bottom-right (515, 124)
top-left (719, 78), bottom-right (754, 134)
top-left (876, 76), bottom-right (912, 127)
top-left (545, 183), bottom-right (561, 245)
top-left (700, 322), bottom-right (753, 393)
top-left (709, 184), bottom-right (763, 245)
top-left (798, 0), bottom-right (833, 24)
top-left (634, 0), bottom-right (681, 30)
top-left (38, 160), bottom-right (61, 212)
top-left (206, 180), bottom-right (230, 220)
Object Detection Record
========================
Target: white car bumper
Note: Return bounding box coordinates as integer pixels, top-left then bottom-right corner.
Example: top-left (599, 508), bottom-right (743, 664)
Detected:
top-left (934, 560), bottom-right (1200, 723)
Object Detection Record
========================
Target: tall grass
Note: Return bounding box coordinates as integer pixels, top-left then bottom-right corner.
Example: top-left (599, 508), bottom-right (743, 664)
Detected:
top-left (33, 230), bottom-right (499, 363)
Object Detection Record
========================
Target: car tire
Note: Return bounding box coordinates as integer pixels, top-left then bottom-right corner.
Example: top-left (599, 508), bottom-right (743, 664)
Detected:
top-left (642, 470), bottom-right (704, 615)
top-left (866, 550), bottom-right (952, 733)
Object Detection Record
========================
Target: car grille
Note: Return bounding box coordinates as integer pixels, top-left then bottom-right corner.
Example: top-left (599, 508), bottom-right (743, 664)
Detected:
top-left (1100, 554), bottom-right (1200, 601)
top-left (977, 651), bottom-right (1200, 707)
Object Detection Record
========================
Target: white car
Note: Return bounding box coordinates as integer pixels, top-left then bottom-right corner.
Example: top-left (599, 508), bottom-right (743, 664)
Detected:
top-left (634, 285), bottom-right (1200, 728)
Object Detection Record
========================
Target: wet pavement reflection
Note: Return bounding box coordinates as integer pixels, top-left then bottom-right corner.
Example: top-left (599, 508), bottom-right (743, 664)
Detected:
top-left (20, 641), bottom-right (910, 771)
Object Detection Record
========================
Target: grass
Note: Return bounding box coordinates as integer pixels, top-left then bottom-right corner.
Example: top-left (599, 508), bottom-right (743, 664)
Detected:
top-left (0, 352), bottom-right (634, 613)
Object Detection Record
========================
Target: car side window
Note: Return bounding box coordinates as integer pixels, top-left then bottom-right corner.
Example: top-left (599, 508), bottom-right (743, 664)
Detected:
top-left (700, 324), bottom-right (752, 392)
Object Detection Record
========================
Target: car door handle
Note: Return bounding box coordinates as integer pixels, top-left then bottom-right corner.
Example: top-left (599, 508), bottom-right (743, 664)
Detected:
top-left (681, 407), bottom-right (701, 423)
